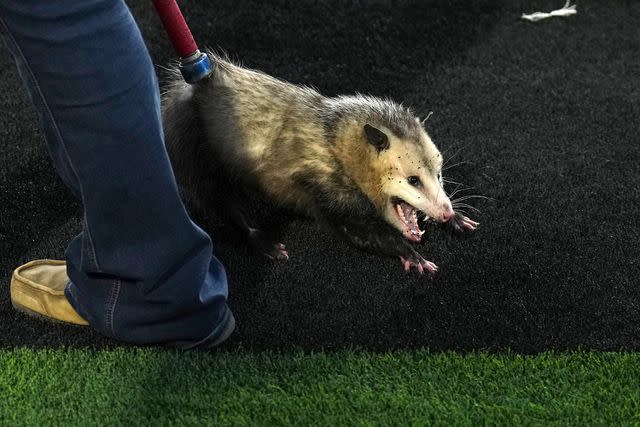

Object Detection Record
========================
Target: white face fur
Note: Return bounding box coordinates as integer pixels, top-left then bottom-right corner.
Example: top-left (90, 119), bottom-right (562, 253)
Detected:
top-left (376, 123), bottom-right (454, 243)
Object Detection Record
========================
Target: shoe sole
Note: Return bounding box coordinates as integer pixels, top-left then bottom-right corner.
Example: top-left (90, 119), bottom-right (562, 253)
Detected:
top-left (11, 299), bottom-right (85, 326)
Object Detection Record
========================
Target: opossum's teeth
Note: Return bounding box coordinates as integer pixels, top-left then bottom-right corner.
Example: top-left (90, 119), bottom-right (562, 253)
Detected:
top-left (395, 203), bottom-right (407, 222)
top-left (416, 212), bottom-right (426, 236)
top-left (395, 199), bottom-right (422, 242)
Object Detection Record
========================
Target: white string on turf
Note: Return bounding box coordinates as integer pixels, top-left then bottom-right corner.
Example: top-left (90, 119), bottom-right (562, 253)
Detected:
top-left (521, 1), bottom-right (577, 22)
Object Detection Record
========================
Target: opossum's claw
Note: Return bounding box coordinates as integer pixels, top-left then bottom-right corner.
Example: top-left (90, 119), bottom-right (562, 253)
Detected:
top-left (254, 237), bottom-right (289, 261)
top-left (460, 215), bottom-right (479, 231)
top-left (266, 243), bottom-right (289, 261)
top-left (447, 212), bottom-right (479, 234)
top-left (423, 260), bottom-right (438, 273)
top-left (249, 228), bottom-right (289, 261)
top-left (400, 255), bottom-right (438, 275)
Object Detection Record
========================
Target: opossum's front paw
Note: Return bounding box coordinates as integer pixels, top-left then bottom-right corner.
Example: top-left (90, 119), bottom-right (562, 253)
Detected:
top-left (448, 212), bottom-right (479, 233)
top-left (399, 254), bottom-right (438, 275)
top-left (459, 214), bottom-right (479, 231)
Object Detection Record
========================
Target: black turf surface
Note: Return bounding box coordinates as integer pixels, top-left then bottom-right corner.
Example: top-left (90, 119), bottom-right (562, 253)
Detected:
top-left (1, 0), bottom-right (639, 351)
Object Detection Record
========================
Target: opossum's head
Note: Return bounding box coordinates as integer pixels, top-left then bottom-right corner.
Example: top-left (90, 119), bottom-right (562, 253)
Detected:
top-left (363, 118), bottom-right (453, 243)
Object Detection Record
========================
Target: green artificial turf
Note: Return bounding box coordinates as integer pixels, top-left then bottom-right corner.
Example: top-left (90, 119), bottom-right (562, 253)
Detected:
top-left (0, 349), bottom-right (638, 426)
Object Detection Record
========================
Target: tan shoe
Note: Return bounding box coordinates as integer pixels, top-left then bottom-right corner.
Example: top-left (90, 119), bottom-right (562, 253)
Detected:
top-left (10, 259), bottom-right (88, 326)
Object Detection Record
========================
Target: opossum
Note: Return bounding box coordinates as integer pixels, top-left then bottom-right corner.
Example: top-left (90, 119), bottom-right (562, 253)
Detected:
top-left (162, 52), bottom-right (478, 274)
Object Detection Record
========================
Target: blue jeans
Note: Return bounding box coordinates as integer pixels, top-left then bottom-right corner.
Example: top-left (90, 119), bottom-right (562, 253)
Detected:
top-left (0, 0), bottom-right (234, 348)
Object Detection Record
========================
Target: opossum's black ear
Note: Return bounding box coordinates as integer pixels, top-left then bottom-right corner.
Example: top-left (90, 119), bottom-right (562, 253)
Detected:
top-left (364, 124), bottom-right (389, 152)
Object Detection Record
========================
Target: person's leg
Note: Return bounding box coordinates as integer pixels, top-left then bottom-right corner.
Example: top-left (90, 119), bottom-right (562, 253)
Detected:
top-left (0, 0), bottom-right (233, 347)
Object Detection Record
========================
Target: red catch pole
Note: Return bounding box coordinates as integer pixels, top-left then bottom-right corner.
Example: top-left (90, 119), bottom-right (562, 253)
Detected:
top-left (151, 0), bottom-right (212, 83)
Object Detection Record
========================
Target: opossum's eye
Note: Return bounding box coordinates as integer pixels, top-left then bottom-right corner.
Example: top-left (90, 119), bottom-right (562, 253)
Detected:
top-left (408, 176), bottom-right (422, 187)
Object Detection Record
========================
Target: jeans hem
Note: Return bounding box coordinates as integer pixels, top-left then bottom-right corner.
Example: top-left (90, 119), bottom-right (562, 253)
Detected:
top-left (168, 306), bottom-right (235, 350)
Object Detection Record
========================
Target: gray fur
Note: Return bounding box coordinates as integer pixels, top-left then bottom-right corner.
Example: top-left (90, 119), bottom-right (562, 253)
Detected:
top-left (161, 52), bottom-right (432, 263)
top-left (322, 94), bottom-right (422, 141)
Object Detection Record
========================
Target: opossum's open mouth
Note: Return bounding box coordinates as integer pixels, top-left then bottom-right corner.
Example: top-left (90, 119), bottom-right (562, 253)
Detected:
top-left (392, 197), bottom-right (425, 243)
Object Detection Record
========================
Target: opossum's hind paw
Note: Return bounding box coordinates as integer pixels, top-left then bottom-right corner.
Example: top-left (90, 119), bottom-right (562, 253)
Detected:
top-left (255, 240), bottom-right (289, 261)
top-left (268, 243), bottom-right (289, 261)
top-left (447, 212), bottom-right (479, 234)
top-left (399, 255), bottom-right (438, 275)
top-left (249, 229), bottom-right (289, 261)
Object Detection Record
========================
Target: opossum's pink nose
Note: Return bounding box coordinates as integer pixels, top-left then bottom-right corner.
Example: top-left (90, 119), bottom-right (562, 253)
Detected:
top-left (442, 203), bottom-right (455, 222)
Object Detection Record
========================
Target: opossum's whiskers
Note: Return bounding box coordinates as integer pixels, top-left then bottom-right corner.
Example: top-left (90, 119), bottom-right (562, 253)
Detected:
top-left (443, 180), bottom-right (474, 198)
top-left (448, 188), bottom-right (463, 200)
top-left (450, 191), bottom-right (493, 214)
top-left (442, 160), bottom-right (470, 171)
top-left (452, 207), bottom-right (472, 217)
top-left (442, 141), bottom-right (473, 167)
top-left (451, 202), bottom-right (481, 213)
top-left (447, 183), bottom-right (466, 199)
top-left (451, 194), bottom-right (495, 202)
top-left (442, 178), bottom-right (464, 186)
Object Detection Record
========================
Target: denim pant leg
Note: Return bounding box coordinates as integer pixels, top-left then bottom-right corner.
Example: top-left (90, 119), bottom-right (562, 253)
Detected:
top-left (0, 0), bottom-right (233, 348)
